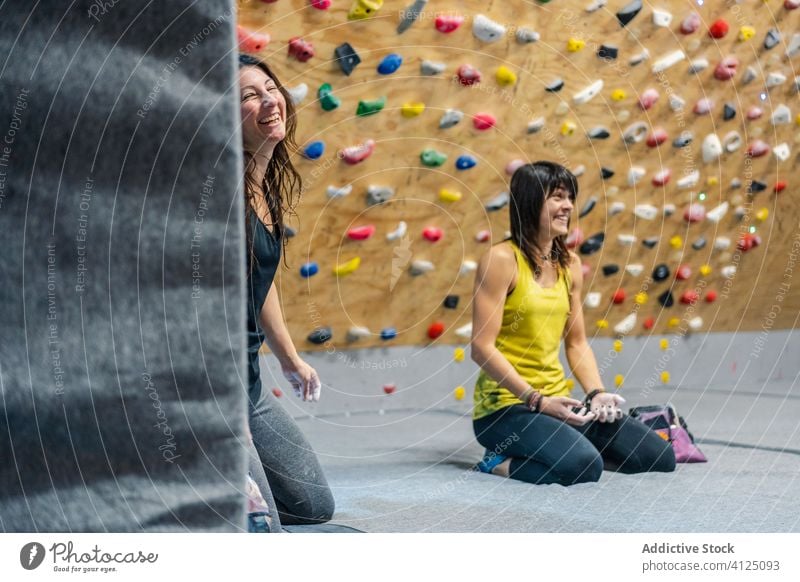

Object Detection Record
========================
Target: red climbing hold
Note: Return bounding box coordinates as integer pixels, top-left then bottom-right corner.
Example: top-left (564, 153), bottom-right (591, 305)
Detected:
top-left (746, 140), bottom-right (770, 158)
top-left (643, 317), bottom-right (655, 330)
top-left (646, 128), bottom-right (668, 147)
top-left (705, 290), bottom-right (718, 303)
top-left (427, 321), bottom-right (445, 339)
top-left (774, 181), bottom-right (787, 193)
top-left (237, 26), bottom-right (271, 53)
top-left (383, 384), bottom-right (396, 395)
top-left (737, 233), bottom-right (761, 251)
top-left (422, 226), bottom-right (443, 242)
top-left (340, 139), bottom-right (375, 164)
top-left (435, 14), bottom-right (464, 33)
top-left (638, 88), bottom-right (659, 110)
top-left (680, 12), bottom-right (700, 34)
top-left (714, 56), bottom-right (738, 80)
top-left (683, 204), bottom-right (705, 223)
top-left (347, 225), bottom-right (376, 240)
top-left (612, 289), bottom-right (626, 304)
top-left (652, 168), bottom-right (671, 186)
top-left (566, 228), bottom-right (584, 249)
top-left (708, 19), bottom-right (729, 39)
top-left (272, 388), bottom-right (283, 398)
top-left (472, 113), bottom-right (496, 130)
top-left (680, 290), bottom-right (699, 304)
top-left (288, 37), bottom-right (315, 62)
top-left (456, 64), bottom-right (481, 86)
top-left (309, 0), bottom-right (331, 9)
top-left (676, 264), bottom-right (692, 280)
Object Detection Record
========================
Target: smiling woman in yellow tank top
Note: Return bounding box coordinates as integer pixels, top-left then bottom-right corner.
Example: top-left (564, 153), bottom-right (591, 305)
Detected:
top-left (470, 161), bottom-right (675, 485)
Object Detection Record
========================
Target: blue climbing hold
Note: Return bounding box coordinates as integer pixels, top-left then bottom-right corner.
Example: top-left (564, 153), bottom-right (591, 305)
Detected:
top-left (300, 262), bottom-right (319, 278)
top-left (377, 53), bottom-right (403, 75)
top-left (455, 155), bottom-right (477, 170)
top-left (303, 140), bottom-right (325, 160)
top-left (380, 327), bottom-right (397, 340)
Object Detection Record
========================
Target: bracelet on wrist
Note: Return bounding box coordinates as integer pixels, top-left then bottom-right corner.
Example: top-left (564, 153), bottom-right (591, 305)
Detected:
top-left (583, 388), bottom-right (605, 407)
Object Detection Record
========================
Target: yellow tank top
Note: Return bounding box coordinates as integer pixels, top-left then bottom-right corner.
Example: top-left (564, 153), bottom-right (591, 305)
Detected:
top-left (473, 242), bottom-right (573, 420)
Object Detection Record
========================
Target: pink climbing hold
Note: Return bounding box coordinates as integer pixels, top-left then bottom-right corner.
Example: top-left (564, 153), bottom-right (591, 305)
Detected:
top-left (746, 106), bottom-right (763, 120)
top-left (680, 290), bottom-right (699, 305)
top-left (652, 168), bottom-right (671, 186)
top-left (646, 128), bottom-right (668, 147)
top-left (340, 139), bottom-right (376, 164)
top-left (581, 263), bottom-right (591, 278)
top-left (638, 88), bottom-right (659, 110)
top-left (693, 98), bottom-right (714, 115)
top-left (787, 0), bottom-right (800, 10)
top-left (427, 321), bottom-right (445, 339)
top-left (506, 159), bottom-right (525, 175)
top-left (272, 387), bottom-right (283, 397)
top-left (714, 56), bottom-right (738, 80)
top-left (435, 14), bottom-right (464, 33)
top-left (566, 228), bottom-right (584, 249)
top-left (684, 203), bottom-right (705, 223)
top-left (423, 226), bottom-right (443, 242)
top-left (676, 264), bottom-right (692, 280)
top-left (472, 113), bottom-right (496, 130)
top-left (456, 64), bottom-right (481, 86)
top-left (475, 229), bottom-right (491, 243)
top-left (237, 26), bottom-right (271, 53)
top-left (288, 36), bottom-right (315, 62)
top-left (680, 12), bottom-right (701, 34)
top-left (309, 0), bottom-right (331, 9)
top-left (745, 140), bottom-right (770, 158)
top-left (347, 225), bottom-right (376, 240)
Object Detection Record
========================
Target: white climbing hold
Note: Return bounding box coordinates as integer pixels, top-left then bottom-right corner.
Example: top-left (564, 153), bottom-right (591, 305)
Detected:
top-left (516, 28), bottom-right (540, 43)
top-left (721, 265), bottom-right (737, 279)
top-left (286, 83), bottom-right (308, 105)
top-left (485, 191), bottom-right (509, 211)
top-left (327, 184), bottom-right (353, 198)
top-left (420, 60), bottom-right (446, 75)
top-left (572, 164), bottom-right (585, 177)
top-left (555, 102), bottom-right (569, 115)
top-left (669, 94), bottom-right (686, 111)
top-left (622, 121), bottom-right (648, 144)
top-left (386, 220), bottom-right (407, 241)
top-left (609, 201), bottom-right (626, 216)
top-left (652, 9), bottom-right (672, 27)
top-left (773, 143), bottom-right (791, 162)
top-left (722, 131), bottom-right (742, 153)
top-left (771, 104), bottom-right (791, 125)
top-left (652, 49), bottom-right (685, 73)
top-left (366, 185), bottom-right (395, 205)
top-left (634, 204), bottom-right (659, 220)
top-left (688, 58), bottom-right (709, 74)
top-left (706, 202), bottom-right (729, 223)
top-left (688, 317), bottom-right (703, 331)
top-left (629, 48), bottom-right (650, 66)
top-left (628, 166), bottom-right (646, 186)
top-left (742, 66), bottom-right (758, 85)
top-left (527, 117), bottom-right (545, 133)
top-left (625, 264), bottom-right (644, 277)
top-left (702, 134), bottom-right (723, 163)
top-left (409, 259), bottom-right (435, 276)
top-left (676, 170), bottom-right (699, 188)
top-left (766, 71), bottom-right (787, 88)
top-left (585, 0), bottom-right (607, 13)
top-left (459, 260), bottom-right (477, 276)
top-left (454, 322), bottom-right (473, 339)
top-left (346, 326), bottom-right (371, 341)
top-left (715, 237), bottom-right (731, 251)
top-left (585, 292), bottom-right (602, 308)
top-left (614, 313), bottom-right (637, 335)
top-left (473, 14), bottom-right (506, 43)
top-left (439, 109), bottom-right (463, 128)
top-left (786, 33), bottom-right (800, 58)
top-left (573, 79), bottom-right (604, 105)
top-left (618, 234), bottom-right (636, 246)
top-left (663, 204), bottom-right (676, 217)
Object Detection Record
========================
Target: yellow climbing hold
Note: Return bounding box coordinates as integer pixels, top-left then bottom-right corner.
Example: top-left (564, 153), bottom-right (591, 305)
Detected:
top-left (439, 188), bottom-right (462, 203)
top-left (454, 386), bottom-right (466, 400)
top-left (659, 338), bottom-right (669, 350)
top-left (756, 207), bottom-right (769, 222)
top-left (669, 235), bottom-right (683, 249)
top-left (614, 374), bottom-right (624, 388)
top-left (706, 176), bottom-right (719, 186)
top-left (613, 340), bottom-right (623, 352)
top-left (495, 65), bottom-right (517, 86)
top-left (565, 378), bottom-right (575, 390)
top-left (611, 89), bottom-right (627, 101)
top-left (738, 26), bottom-right (756, 41)
top-left (348, 0), bottom-right (383, 20)
top-left (668, 317), bottom-right (680, 328)
top-left (401, 102), bottom-right (425, 117)
top-left (560, 121), bottom-right (576, 136)
top-left (453, 347), bottom-right (465, 362)
top-left (634, 292), bottom-right (648, 305)
top-left (700, 264), bottom-right (712, 276)
top-left (661, 371), bottom-right (671, 384)
top-left (566, 38), bottom-right (585, 52)
top-left (796, 113), bottom-right (800, 126)
top-left (333, 256), bottom-right (361, 276)
top-left (596, 319), bottom-right (609, 329)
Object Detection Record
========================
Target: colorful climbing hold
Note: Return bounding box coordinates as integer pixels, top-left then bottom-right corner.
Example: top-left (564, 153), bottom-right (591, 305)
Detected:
top-left (356, 96), bottom-right (386, 116)
top-left (708, 19), bottom-right (729, 39)
top-left (401, 102), bottom-right (425, 117)
top-left (700, 264), bottom-right (712, 277)
top-left (455, 155), bottom-right (476, 170)
top-left (714, 56), bottom-right (738, 80)
top-left (560, 120), bottom-right (576, 136)
top-left (383, 384), bottom-right (396, 394)
top-left (288, 37), bottom-right (315, 62)
top-left (680, 12), bottom-right (700, 34)
top-left (475, 230), bottom-right (491, 243)
top-left (669, 235), bottom-right (683, 249)
top-left (676, 265), bottom-right (692, 280)
top-left (611, 89), bottom-right (626, 101)
top-left (303, 140), bottom-right (325, 160)
top-left (454, 386), bottom-right (466, 400)
top-left (348, 0), bottom-right (383, 20)
top-left (456, 64), bottom-right (481, 86)
top-left (472, 113), bottom-right (496, 130)
top-left (272, 387), bottom-right (283, 398)
top-left (634, 292), bottom-right (648, 305)
top-left (300, 262), bottom-right (319, 278)
top-left (614, 374), bottom-right (624, 388)
top-left (612, 289), bottom-right (626, 304)
top-left (422, 226), bottom-right (443, 242)
top-left (420, 148), bottom-right (447, 167)
top-left (333, 257), bottom-right (361, 276)
top-left (680, 290), bottom-right (699, 305)
top-left (427, 321), bottom-right (445, 339)
top-left (660, 371), bottom-right (670, 384)
top-left (567, 38), bottom-right (586, 52)
top-left (435, 14), bottom-right (464, 33)
top-left (347, 225), bottom-right (376, 240)
top-left (495, 65), bottom-right (517, 86)
top-left (659, 339), bottom-right (669, 350)
top-left (334, 42), bottom-right (361, 76)
top-left (439, 188), bottom-right (462, 203)
top-left (596, 319), bottom-right (609, 329)
top-left (377, 53), bottom-right (403, 75)
top-left (613, 340), bottom-right (623, 352)
top-left (318, 83), bottom-right (340, 111)
top-left (380, 327), bottom-right (397, 340)
top-left (638, 88), bottom-right (659, 110)
top-left (340, 139), bottom-right (375, 164)
top-left (237, 26), bottom-right (270, 53)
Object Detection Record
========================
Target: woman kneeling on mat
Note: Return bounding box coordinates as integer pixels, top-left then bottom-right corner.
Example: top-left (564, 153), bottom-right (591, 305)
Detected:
top-left (470, 161), bottom-right (675, 485)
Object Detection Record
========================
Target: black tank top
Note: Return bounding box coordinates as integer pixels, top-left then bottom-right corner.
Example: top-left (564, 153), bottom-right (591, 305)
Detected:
top-left (246, 210), bottom-right (282, 405)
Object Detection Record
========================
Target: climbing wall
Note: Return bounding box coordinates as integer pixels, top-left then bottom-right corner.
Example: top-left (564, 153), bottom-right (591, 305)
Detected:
top-left (238, 0), bottom-right (800, 351)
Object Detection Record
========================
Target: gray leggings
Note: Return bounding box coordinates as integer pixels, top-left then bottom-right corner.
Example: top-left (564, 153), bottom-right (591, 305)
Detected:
top-left (247, 388), bottom-right (335, 531)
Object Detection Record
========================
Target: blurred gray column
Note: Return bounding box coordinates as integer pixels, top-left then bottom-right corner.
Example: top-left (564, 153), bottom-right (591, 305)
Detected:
top-left (0, 0), bottom-right (247, 531)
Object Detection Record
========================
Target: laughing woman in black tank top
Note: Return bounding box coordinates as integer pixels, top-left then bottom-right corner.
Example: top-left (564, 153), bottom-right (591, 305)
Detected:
top-left (238, 54), bottom-right (334, 530)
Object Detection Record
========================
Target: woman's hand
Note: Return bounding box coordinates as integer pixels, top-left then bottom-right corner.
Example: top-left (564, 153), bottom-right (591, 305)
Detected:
top-left (281, 358), bottom-right (322, 402)
top-left (589, 392), bottom-right (625, 423)
top-left (539, 396), bottom-right (596, 426)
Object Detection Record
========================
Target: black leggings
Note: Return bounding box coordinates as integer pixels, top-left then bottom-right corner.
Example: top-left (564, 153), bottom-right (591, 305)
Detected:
top-left (473, 405), bottom-right (676, 485)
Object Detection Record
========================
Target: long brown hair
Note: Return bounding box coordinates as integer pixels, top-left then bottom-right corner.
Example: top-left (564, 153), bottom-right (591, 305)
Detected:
top-left (508, 161), bottom-right (578, 278)
top-left (238, 54), bottom-right (302, 269)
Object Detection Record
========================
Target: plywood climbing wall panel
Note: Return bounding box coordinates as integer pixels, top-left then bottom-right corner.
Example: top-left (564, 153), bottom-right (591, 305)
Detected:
top-left (238, 0), bottom-right (800, 350)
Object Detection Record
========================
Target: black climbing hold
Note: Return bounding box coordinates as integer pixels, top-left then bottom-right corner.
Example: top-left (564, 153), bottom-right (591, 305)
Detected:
top-left (308, 326), bottom-right (333, 344)
top-left (602, 264), bottom-right (620, 276)
top-left (601, 167), bottom-right (614, 180)
top-left (748, 180), bottom-right (767, 193)
top-left (284, 225), bottom-right (297, 238)
top-left (598, 45), bottom-right (619, 60)
top-left (764, 29), bottom-right (781, 50)
top-left (652, 263), bottom-right (670, 282)
top-left (545, 78), bottom-right (564, 92)
top-left (443, 295), bottom-right (459, 309)
top-left (658, 290), bottom-right (674, 307)
top-left (617, 0), bottom-right (643, 27)
top-left (723, 103), bottom-right (736, 121)
top-left (334, 42), bottom-right (361, 76)
top-left (588, 127), bottom-right (610, 139)
top-left (579, 232), bottom-right (605, 255)
top-left (692, 237), bottom-right (706, 250)
top-left (643, 237), bottom-right (659, 249)
top-left (579, 196), bottom-right (597, 218)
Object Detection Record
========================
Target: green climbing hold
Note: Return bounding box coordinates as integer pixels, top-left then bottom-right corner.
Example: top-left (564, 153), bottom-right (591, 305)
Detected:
top-left (356, 96), bottom-right (386, 116)
top-left (318, 83), bottom-right (340, 111)
top-left (420, 148), bottom-right (447, 167)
